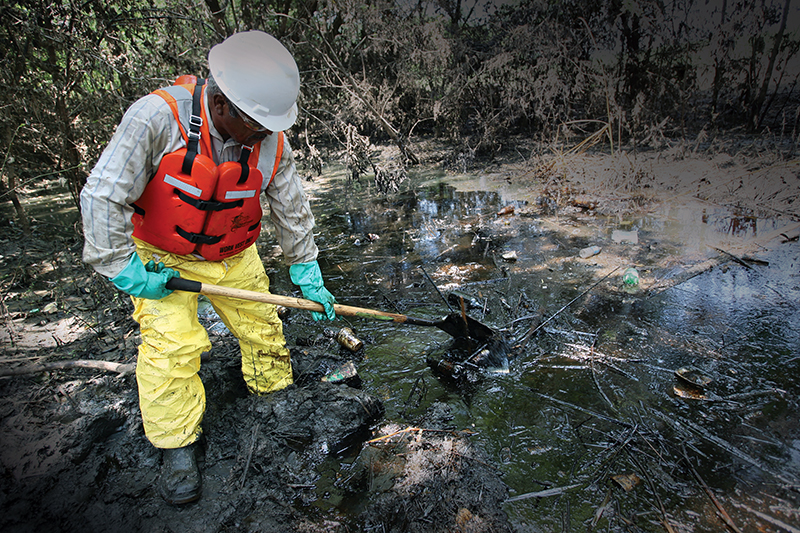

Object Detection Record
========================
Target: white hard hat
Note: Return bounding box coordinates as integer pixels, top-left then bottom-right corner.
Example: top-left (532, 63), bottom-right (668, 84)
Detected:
top-left (208, 31), bottom-right (300, 132)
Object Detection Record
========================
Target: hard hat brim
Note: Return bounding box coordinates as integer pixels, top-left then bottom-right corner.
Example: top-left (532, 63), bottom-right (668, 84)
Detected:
top-left (213, 74), bottom-right (300, 132)
top-left (260, 101), bottom-right (298, 132)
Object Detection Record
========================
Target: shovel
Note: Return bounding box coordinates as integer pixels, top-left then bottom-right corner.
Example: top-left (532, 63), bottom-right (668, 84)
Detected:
top-left (165, 277), bottom-right (495, 341)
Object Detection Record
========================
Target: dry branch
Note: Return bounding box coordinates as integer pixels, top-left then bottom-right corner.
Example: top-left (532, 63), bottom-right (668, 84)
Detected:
top-left (505, 483), bottom-right (582, 503)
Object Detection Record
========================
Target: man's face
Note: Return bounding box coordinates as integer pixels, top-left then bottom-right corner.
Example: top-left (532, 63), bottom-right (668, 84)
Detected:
top-left (211, 93), bottom-right (273, 145)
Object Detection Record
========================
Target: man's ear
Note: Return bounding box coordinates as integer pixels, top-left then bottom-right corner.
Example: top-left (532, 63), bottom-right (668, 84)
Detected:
top-left (210, 93), bottom-right (227, 116)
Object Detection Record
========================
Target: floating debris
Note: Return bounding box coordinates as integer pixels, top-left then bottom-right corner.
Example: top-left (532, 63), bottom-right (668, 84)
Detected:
top-left (426, 357), bottom-right (480, 385)
top-left (501, 251), bottom-right (518, 262)
top-left (611, 473), bottom-right (641, 492)
top-left (497, 205), bottom-right (515, 216)
top-left (675, 366), bottom-right (713, 389)
top-left (622, 267), bottom-right (640, 286)
top-left (674, 385), bottom-right (708, 400)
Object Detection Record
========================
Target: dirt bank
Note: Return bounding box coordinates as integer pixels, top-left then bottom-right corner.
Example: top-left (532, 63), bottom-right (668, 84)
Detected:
top-left (0, 332), bottom-right (511, 532)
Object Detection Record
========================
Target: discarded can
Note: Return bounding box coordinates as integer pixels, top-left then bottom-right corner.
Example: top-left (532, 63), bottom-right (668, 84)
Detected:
top-left (579, 245), bottom-right (602, 259)
top-left (326, 327), bottom-right (364, 352)
top-left (426, 357), bottom-right (462, 380)
top-left (276, 306), bottom-right (290, 320)
top-left (321, 361), bottom-right (359, 384)
top-left (622, 267), bottom-right (640, 286)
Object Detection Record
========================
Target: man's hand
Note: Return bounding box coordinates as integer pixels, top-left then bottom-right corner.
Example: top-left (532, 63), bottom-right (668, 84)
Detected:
top-left (110, 253), bottom-right (180, 300)
top-left (289, 260), bottom-right (336, 321)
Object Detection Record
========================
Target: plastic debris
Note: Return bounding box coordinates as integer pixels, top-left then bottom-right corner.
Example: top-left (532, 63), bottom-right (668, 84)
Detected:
top-left (321, 361), bottom-right (360, 386)
top-left (579, 245), bottom-right (601, 258)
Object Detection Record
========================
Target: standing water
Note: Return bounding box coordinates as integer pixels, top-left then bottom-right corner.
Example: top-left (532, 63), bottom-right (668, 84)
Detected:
top-left (261, 165), bottom-right (800, 532)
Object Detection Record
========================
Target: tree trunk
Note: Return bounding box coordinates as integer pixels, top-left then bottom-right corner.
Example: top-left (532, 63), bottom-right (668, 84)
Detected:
top-left (0, 172), bottom-right (31, 236)
top-left (203, 0), bottom-right (230, 37)
top-left (710, 0), bottom-right (727, 125)
top-left (749, 0), bottom-right (791, 131)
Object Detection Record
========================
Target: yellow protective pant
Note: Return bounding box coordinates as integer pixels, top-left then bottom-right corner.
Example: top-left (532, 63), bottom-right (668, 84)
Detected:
top-left (131, 238), bottom-right (292, 449)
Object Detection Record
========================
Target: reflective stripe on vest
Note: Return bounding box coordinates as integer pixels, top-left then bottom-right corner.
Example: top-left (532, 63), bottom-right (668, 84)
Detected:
top-left (131, 78), bottom-right (284, 260)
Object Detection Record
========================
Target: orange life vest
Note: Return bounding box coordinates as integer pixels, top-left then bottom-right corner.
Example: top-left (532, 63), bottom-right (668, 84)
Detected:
top-left (131, 76), bottom-right (284, 260)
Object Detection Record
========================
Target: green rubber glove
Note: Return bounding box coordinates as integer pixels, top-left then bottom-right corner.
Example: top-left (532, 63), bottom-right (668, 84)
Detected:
top-left (289, 260), bottom-right (336, 321)
top-left (110, 253), bottom-right (180, 300)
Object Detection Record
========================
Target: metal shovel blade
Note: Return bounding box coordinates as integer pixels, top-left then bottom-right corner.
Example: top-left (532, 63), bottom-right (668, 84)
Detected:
top-left (438, 313), bottom-right (495, 341)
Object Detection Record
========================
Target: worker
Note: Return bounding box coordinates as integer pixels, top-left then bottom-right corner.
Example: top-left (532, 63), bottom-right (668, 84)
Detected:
top-left (79, 31), bottom-right (336, 505)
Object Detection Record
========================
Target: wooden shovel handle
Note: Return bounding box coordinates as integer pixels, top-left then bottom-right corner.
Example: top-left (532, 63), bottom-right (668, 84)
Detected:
top-left (166, 277), bottom-right (415, 324)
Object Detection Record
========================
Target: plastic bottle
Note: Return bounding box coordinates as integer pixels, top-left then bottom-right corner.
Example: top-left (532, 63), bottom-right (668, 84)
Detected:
top-left (579, 245), bottom-right (602, 258)
top-left (622, 267), bottom-right (640, 286)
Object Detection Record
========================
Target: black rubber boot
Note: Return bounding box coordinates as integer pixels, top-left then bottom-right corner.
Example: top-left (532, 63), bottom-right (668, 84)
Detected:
top-left (159, 445), bottom-right (202, 505)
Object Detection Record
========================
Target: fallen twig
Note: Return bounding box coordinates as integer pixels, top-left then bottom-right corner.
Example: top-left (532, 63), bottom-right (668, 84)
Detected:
top-left (627, 450), bottom-right (677, 533)
top-left (367, 426), bottom-right (476, 444)
top-left (367, 426), bottom-right (422, 444)
top-left (505, 483), bottom-right (582, 503)
top-left (590, 489), bottom-right (613, 529)
top-left (709, 246), bottom-right (754, 270)
top-left (590, 359), bottom-right (617, 412)
top-left (240, 422), bottom-right (260, 489)
top-left (0, 359), bottom-right (135, 377)
top-left (418, 265), bottom-right (454, 312)
top-left (681, 444), bottom-right (742, 533)
top-left (535, 392), bottom-right (633, 429)
top-left (652, 410), bottom-right (799, 488)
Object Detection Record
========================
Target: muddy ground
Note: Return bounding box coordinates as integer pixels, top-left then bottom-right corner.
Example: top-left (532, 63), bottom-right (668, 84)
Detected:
top-left (1, 134), bottom-right (799, 532)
